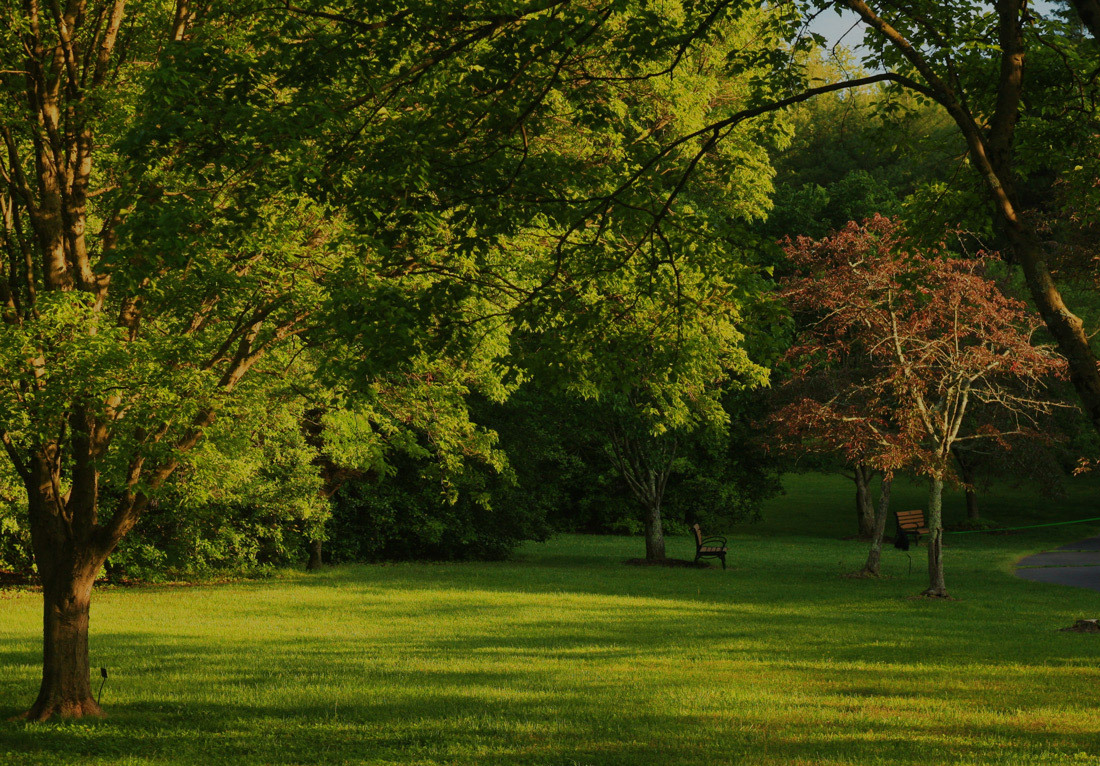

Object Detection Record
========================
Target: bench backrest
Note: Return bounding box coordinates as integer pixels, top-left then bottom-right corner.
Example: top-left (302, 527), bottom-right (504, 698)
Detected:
top-left (691, 523), bottom-right (703, 547)
top-left (895, 510), bottom-right (926, 530)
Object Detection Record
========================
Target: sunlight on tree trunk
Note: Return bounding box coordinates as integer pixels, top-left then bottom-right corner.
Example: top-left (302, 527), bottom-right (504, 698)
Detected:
top-left (923, 476), bottom-right (948, 598)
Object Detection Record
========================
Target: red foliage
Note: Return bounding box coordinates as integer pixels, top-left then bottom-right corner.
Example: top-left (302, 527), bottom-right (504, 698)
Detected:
top-left (773, 216), bottom-right (1066, 479)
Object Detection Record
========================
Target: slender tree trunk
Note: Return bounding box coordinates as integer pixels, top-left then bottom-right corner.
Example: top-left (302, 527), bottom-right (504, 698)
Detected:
top-left (956, 456), bottom-right (979, 524)
top-left (964, 485), bottom-right (978, 522)
top-left (860, 476), bottom-right (893, 576)
top-left (922, 475), bottom-right (948, 597)
top-left (643, 501), bottom-right (666, 562)
top-left (301, 408), bottom-right (357, 572)
top-left (853, 464), bottom-right (876, 539)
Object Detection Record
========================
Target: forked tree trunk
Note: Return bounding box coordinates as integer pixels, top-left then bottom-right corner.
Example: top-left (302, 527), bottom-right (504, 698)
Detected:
top-left (603, 421), bottom-right (675, 563)
top-left (860, 477), bottom-right (893, 577)
top-left (853, 464), bottom-right (876, 539)
top-left (922, 475), bottom-right (948, 597)
top-left (643, 501), bottom-right (666, 562)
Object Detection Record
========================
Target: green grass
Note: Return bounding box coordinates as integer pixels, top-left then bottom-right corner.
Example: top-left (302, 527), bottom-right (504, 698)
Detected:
top-left (2, 474), bottom-right (1100, 765)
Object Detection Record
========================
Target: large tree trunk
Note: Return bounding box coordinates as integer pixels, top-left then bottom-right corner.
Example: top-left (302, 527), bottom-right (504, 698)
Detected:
top-left (19, 474), bottom-right (111, 721)
top-left (643, 501), bottom-right (666, 562)
top-left (14, 447), bottom-right (128, 721)
top-left (1004, 227), bottom-right (1100, 433)
top-left (860, 476), bottom-right (893, 577)
top-left (842, 0), bottom-right (1100, 437)
top-left (23, 565), bottom-right (105, 721)
top-left (922, 475), bottom-right (948, 597)
top-left (982, 5), bottom-right (1100, 435)
top-left (853, 464), bottom-right (876, 539)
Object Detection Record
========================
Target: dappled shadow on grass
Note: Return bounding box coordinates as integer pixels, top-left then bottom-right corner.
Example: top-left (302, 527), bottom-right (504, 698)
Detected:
top-left (2, 628), bottom-right (1098, 765)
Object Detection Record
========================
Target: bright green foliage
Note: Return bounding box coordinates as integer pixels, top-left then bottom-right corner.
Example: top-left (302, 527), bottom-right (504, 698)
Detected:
top-left (0, 461), bottom-right (28, 573)
top-left (0, 1), bottom-right (795, 592)
top-left (283, 1), bottom-right (790, 427)
top-left (765, 48), bottom-right (965, 239)
top-left (106, 398), bottom-right (327, 581)
top-left (263, 2), bottom-right (795, 559)
top-left (0, 1), bottom-right (358, 541)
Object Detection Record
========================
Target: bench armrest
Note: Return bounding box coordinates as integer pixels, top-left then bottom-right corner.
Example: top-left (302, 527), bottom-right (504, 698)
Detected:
top-left (700, 536), bottom-right (727, 547)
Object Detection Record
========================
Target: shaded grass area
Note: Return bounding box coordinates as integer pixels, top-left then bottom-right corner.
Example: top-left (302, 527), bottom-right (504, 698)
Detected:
top-left (1, 474), bottom-right (1099, 765)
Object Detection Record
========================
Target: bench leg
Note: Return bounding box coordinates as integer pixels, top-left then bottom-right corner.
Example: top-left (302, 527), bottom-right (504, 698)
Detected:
top-left (720, 554), bottom-right (726, 570)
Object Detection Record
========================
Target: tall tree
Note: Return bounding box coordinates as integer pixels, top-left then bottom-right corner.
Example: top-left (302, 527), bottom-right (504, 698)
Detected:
top-left (781, 217), bottom-right (1065, 596)
top-left (0, 2), bottom-right (362, 719)
top-left (797, 0), bottom-right (1100, 434)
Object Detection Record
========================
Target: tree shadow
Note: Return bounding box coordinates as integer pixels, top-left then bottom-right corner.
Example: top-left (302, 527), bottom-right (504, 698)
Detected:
top-left (2, 627), bottom-right (1097, 765)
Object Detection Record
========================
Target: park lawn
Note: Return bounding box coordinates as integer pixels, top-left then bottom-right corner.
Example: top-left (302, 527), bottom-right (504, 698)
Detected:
top-left (1, 474), bottom-right (1099, 766)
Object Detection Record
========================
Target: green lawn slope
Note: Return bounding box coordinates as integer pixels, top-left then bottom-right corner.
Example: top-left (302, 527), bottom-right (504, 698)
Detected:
top-left (1, 473), bottom-right (1098, 765)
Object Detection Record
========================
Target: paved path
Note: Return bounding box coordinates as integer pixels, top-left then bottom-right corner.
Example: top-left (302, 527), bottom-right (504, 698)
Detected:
top-left (1015, 536), bottom-right (1100, 593)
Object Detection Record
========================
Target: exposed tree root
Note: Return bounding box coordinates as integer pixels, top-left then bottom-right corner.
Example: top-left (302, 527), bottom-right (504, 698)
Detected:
top-left (843, 569), bottom-right (883, 579)
top-left (913, 589), bottom-right (956, 600)
top-left (13, 697), bottom-right (105, 722)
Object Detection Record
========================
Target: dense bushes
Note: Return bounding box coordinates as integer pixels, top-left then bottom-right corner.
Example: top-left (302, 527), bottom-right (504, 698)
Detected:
top-left (326, 453), bottom-right (551, 563)
top-left (471, 388), bottom-right (780, 538)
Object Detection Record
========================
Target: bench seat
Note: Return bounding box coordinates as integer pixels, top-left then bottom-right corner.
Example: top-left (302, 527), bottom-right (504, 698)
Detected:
top-left (895, 510), bottom-right (929, 544)
top-left (692, 524), bottom-right (728, 569)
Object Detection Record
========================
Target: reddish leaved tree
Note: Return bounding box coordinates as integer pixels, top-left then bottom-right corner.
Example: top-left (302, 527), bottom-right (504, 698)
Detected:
top-left (770, 357), bottom-right (910, 576)
top-left (777, 217), bottom-right (1066, 597)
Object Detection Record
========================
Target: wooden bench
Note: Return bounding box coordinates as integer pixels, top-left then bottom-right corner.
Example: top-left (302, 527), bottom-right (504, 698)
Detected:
top-left (895, 510), bottom-right (930, 545)
top-left (691, 524), bottom-right (728, 569)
